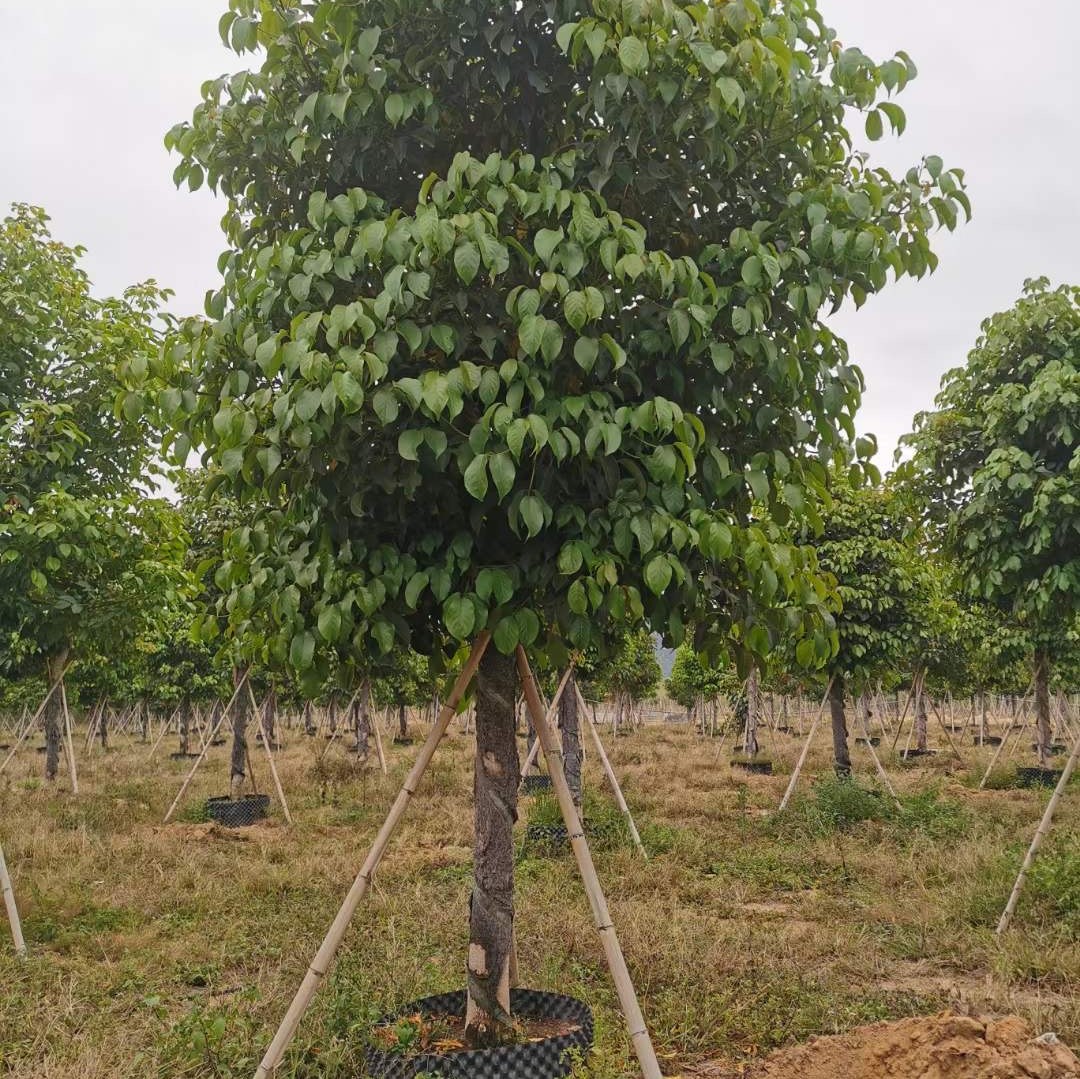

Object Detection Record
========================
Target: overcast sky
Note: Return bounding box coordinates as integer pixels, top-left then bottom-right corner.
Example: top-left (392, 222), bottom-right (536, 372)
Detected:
top-left (2, 1), bottom-right (1077, 465)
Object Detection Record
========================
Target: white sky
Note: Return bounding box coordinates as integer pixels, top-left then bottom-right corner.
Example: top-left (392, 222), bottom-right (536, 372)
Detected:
top-left (2, 1), bottom-right (1078, 465)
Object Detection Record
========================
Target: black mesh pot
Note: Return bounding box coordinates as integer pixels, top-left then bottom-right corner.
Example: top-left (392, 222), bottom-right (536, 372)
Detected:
top-left (731, 759), bottom-right (773, 775)
top-left (899, 749), bottom-right (937, 761)
top-left (1030, 742), bottom-right (1067, 756)
top-left (521, 774), bottom-right (552, 794)
top-left (979, 736), bottom-right (1004, 746)
top-left (1016, 767), bottom-right (1064, 789)
top-left (855, 736), bottom-right (881, 747)
top-left (169, 751), bottom-right (201, 760)
top-left (205, 794), bottom-right (270, 827)
top-left (524, 820), bottom-right (618, 847)
top-left (365, 988), bottom-right (592, 1079)
top-left (393, 736), bottom-right (415, 747)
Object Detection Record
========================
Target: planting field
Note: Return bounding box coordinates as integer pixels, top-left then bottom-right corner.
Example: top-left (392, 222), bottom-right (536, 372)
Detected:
top-left (1, 720), bottom-right (1077, 1078)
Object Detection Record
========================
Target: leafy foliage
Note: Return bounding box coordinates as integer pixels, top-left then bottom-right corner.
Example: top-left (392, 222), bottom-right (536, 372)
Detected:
top-left (666, 639), bottom-right (738, 708)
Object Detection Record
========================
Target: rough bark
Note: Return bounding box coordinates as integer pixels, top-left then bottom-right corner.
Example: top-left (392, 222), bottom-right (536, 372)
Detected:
top-left (261, 686), bottom-right (278, 748)
top-left (398, 704), bottom-right (408, 740)
top-left (559, 673), bottom-right (583, 812)
top-left (465, 647), bottom-right (518, 1046)
top-left (229, 669), bottom-right (249, 800)
top-left (1034, 649), bottom-right (1052, 767)
top-left (43, 648), bottom-right (69, 781)
top-left (745, 668), bottom-right (761, 757)
top-left (179, 697), bottom-right (192, 755)
top-left (303, 700), bottom-right (315, 735)
top-left (914, 677), bottom-right (929, 752)
top-left (99, 701), bottom-right (108, 750)
top-left (829, 673), bottom-right (851, 776)
top-left (354, 680), bottom-right (371, 762)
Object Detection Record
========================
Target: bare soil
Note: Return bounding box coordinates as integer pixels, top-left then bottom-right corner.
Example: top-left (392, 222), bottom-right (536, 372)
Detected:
top-left (689, 1012), bottom-right (1080, 1079)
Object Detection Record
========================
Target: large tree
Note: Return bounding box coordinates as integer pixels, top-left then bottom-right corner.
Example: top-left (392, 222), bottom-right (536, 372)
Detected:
top-left (145, 0), bottom-right (965, 1046)
top-left (905, 280), bottom-right (1080, 766)
top-left (0, 205), bottom-right (183, 777)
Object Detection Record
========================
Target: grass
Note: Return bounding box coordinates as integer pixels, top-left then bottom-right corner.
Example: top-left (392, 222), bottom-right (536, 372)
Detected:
top-left (0, 716), bottom-right (1077, 1077)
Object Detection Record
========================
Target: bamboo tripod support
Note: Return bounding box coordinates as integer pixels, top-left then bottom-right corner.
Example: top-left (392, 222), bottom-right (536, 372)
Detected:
top-left (0, 670), bottom-right (70, 774)
top-left (777, 677), bottom-right (835, 812)
top-left (163, 669), bottom-right (251, 823)
top-left (997, 729), bottom-right (1080, 934)
top-left (517, 670), bottom-right (572, 784)
top-left (246, 683), bottom-right (294, 826)
top-left (0, 839), bottom-right (26, 957)
top-left (578, 684), bottom-right (647, 858)
top-left (146, 704), bottom-right (183, 761)
top-left (60, 681), bottom-right (79, 795)
top-left (252, 634), bottom-right (491, 1079)
top-left (516, 649), bottom-right (661, 1079)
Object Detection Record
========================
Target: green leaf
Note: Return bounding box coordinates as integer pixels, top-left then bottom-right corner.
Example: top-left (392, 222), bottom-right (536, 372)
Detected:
top-left (385, 93), bottom-right (405, 125)
top-left (454, 242), bottom-right (481, 285)
top-left (290, 631), bottom-right (316, 670)
top-left (644, 556), bottom-right (673, 595)
top-left (564, 291), bottom-right (588, 331)
top-left (519, 494), bottom-right (544, 538)
top-left (618, 35), bottom-right (648, 75)
top-left (489, 452), bottom-right (516, 500)
top-left (741, 256), bottom-right (762, 288)
top-left (493, 615), bottom-right (520, 654)
top-left (398, 430), bottom-right (424, 461)
top-left (443, 594), bottom-right (476, 640)
top-left (573, 337), bottom-right (599, 372)
top-left (865, 109), bottom-right (883, 141)
top-left (534, 228), bottom-right (563, 265)
top-left (464, 455), bottom-right (490, 500)
top-left (317, 606), bottom-right (342, 642)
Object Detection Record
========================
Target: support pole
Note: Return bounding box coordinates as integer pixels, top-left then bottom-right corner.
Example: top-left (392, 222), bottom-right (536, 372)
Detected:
top-left (147, 703), bottom-right (182, 761)
top-left (0, 673), bottom-right (69, 774)
top-left (517, 648), bottom-right (662, 1079)
top-left (578, 684), bottom-right (647, 858)
top-left (164, 669), bottom-right (251, 824)
top-left (980, 712), bottom-right (1021, 789)
top-left (247, 684), bottom-right (294, 826)
top-left (60, 681), bottom-right (79, 795)
top-left (371, 705), bottom-right (387, 775)
top-left (0, 840), bottom-right (26, 957)
top-left (777, 677), bottom-right (835, 813)
top-left (997, 730), bottom-right (1080, 934)
top-left (252, 634), bottom-right (490, 1079)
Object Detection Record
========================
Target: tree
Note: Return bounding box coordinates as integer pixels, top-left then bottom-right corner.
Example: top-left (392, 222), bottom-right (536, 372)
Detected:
top-left (0, 205), bottom-right (182, 777)
top-left (148, 0), bottom-right (966, 1046)
top-left (584, 631), bottom-right (661, 732)
top-left (906, 280), bottom-right (1080, 766)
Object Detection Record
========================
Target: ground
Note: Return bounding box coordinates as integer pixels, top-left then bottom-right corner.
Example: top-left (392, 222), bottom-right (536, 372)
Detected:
top-left (0, 712), bottom-right (1077, 1077)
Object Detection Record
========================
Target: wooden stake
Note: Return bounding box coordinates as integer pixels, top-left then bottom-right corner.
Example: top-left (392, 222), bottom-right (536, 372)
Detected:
top-left (147, 703), bottom-right (182, 761)
top-left (517, 649), bottom-right (661, 1079)
top-left (252, 634), bottom-right (490, 1079)
top-left (578, 684), bottom-right (647, 858)
top-left (517, 668), bottom-right (573, 785)
top-left (997, 730), bottom-right (1080, 934)
top-left (777, 677), bottom-right (835, 813)
top-left (371, 704), bottom-right (387, 775)
top-left (247, 683), bottom-right (294, 826)
top-left (0, 671), bottom-right (70, 774)
top-left (164, 669), bottom-right (251, 824)
top-left (0, 840), bottom-right (26, 957)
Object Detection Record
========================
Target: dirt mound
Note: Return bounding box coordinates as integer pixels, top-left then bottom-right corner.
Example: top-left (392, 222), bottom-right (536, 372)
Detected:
top-left (689, 1012), bottom-right (1079, 1079)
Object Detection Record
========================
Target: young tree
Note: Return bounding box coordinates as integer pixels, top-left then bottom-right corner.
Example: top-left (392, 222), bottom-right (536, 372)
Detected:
top-left (585, 631), bottom-right (662, 732)
top-left (906, 280), bottom-right (1080, 766)
top-left (147, 0), bottom-right (965, 1046)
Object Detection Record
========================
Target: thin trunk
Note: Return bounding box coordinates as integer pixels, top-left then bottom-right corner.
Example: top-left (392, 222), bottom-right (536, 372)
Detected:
top-left (829, 673), bottom-right (851, 776)
top-left (1034, 649), bottom-right (1052, 768)
top-left (466, 648), bottom-right (518, 1047)
top-left (745, 668), bottom-right (760, 757)
top-left (43, 648), bottom-right (69, 781)
top-left (303, 700), bottom-right (315, 735)
top-left (398, 704), bottom-right (408, 740)
top-left (915, 676), bottom-right (928, 752)
top-left (261, 686), bottom-right (278, 747)
top-left (979, 689), bottom-right (988, 745)
top-left (179, 698), bottom-right (192, 756)
top-left (230, 669), bottom-right (249, 800)
top-left (525, 709), bottom-right (538, 771)
top-left (355, 681), bottom-right (371, 761)
top-left (99, 701), bottom-right (108, 749)
top-left (140, 701), bottom-right (149, 743)
top-left (559, 673), bottom-right (583, 812)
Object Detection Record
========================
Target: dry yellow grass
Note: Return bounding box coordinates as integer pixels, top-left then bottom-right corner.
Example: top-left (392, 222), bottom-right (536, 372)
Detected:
top-left (0, 714), bottom-right (1076, 1077)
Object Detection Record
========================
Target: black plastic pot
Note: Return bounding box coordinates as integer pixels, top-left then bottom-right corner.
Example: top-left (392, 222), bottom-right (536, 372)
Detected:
top-left (979, 736), bottom-right (1004, 746)
top-left (1016, 767), bottom-right (1064, 789)
top-left (0, 743), bottom-right (10, 751)
top-left (1030, 742), bottom-right (1067, 756)
top-left (205, 794), bottom-right (270, 827)
top-left (210, 737), bottom-right (227, 747)
top-left (393, 736), bottom-right (415, 746)
top-left (521, 774), bottom-right (552, 794)
top-left (731, 758), bottom-right (773, 775)
top-left (524, 820), bottom-right (618, 847)
top-left (899, 749), bottom-right (937, 761)
top-left (169, 751), bottom-right (201, 760)
top-left (855, 736), bottom-right (881, 747)
top-left (365, 988), bottom-right (592, 1079)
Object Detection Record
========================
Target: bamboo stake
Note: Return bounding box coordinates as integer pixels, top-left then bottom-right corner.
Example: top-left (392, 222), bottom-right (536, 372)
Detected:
top-left (0, 673), bottom-right (69, 774)
top-left (997, 730), bottom-right (1080, 934)
top-left (579, 684), bottom-right (647, 858)
top-left (777, 677), bottom-right (835, 813)
top-left (517, 668), bottom-right (573, 784)
top-left (925, 693), bottom-right (965, 762)
top-left (856, 708), bottom-right (900, 806)
top-left (147, 703), bottom-right (182, 761)
top-left (517, 649), bottom-right (662, 1079)
top-left (320, 685), bottom-right (364, 761)
top-left (60, 681), bottom-right (79, 795)
top-left (252, 634), bottom-right (490, 1079)
top-left (163, 670), bottom-right (251, 824)
top-left (888, 680), bottom-right (918, 752)
top-left (247, 684), bottom-right (294, 826)
top-left (0, 840), bottom-right (26, 957)
top-left (979, 711), bottom-right (1022, 789)
top-left (371, 704), bottom-right (387, 775)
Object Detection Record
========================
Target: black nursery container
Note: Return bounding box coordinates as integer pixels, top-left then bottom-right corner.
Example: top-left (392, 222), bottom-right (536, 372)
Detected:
top-left (521, 773), bottom-right (552, 794)
top-left (899, 748), bottom-right (937, 761)
top-left (205, 794), bottom-right (270, 827)
top-left (731, 758), bottom-right (773, 775)
top-left (1016, 766), bottom-right (1064, 789)
top-left (365, 988), bottom-right (592, 1079)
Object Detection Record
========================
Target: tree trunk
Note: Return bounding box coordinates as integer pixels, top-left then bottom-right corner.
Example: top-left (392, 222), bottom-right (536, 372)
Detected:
top-left (139, 700), bottom-right (149, 743)
top-left (1034, 649), bottom-right (1052, 767)
top-left (398, 704), bottom-right (407, 740)
top-left (230, 669), bottom-right (249, 800)
top-left (829, 673), bottom-right (851, 776)
top-left (915, 677), bottom-right (928, 752)
top-left (179, 697), bottom-right (191, 756)
top-left (303, 700), bottom-right (315, 735)
top-left (328, 695), bottom-right (338, 735)
top-left (43, 647), bottom-right (69, 781)
top-left (99, 701), bottom-right (108, 749)
top-left (745, 668), bottom-right (760, 757)
top-left (354, 680), bottom-right (371, 761)
top-left (559, 673), bottom-right (583, 812)
top-left (260, 686), bottom-right (278, 748)
top-left (979, 689), bottom-right (988, 745)
top-left (466, 647), bottom-right (518, 1047)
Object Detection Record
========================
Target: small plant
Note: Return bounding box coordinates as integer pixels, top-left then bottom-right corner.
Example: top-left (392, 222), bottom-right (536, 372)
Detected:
top-left (1028, 837), bottom-right (1080, 932)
